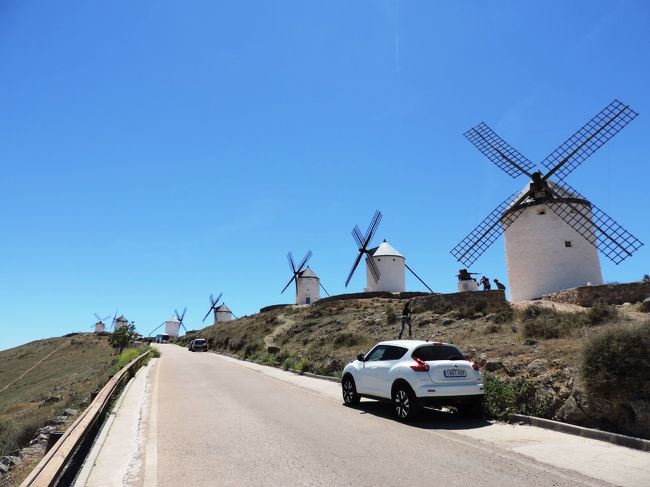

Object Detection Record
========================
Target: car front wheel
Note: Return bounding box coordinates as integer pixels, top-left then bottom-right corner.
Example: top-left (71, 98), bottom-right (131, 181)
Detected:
top-left (342, 376), bottom-right (360, 406)
top-left (392, 383), bottom-right (419, 421)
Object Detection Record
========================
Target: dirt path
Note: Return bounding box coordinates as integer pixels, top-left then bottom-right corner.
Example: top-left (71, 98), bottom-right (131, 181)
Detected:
top-left (0, 344), bottom-right (65, 394)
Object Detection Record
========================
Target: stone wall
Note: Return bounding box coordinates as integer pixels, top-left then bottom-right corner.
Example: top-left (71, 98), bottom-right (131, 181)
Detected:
top-left (543, 281), bottom-right (650, 307)
top-left (314, 291), bottom-right (430, 306)
top-left (259, 304), bottom-right (292, 314)
top-left (410, 290), bottom-right (506, 313)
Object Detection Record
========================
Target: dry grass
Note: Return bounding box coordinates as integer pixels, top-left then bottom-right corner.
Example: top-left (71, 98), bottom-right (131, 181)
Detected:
top-left (0, 334), bottom-right (115, 457)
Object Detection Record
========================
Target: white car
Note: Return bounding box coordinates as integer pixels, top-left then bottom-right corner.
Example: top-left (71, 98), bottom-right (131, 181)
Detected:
top-left (341, 340), bottom-right (484, 420)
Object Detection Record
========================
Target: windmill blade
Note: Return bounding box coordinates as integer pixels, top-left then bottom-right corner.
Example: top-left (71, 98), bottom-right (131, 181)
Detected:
top-left (202, 307), bottom-right (213, 323)
top-left (545, 183), bottom-right (643, 264)
top-left (365, 253), bottom-right (381, 283)
top-left (180, 322), bottom-right (188, 332)
top-left (464, 122), bottom-right (536, 178)
top-left (213, 292), bottom-right (223, 307)
top-left (450, 190), bottom-right (528, 267)
top-left (287, 252), bottom-right (296, 273)
top-left (231, 312), bottom-right (239, 319)
top-left (352, 225), bottom-right (364, 249)
top-left (541, 100), bottom-right (638, 182)
top-left (209, 293), bottom-right (215, 306)
top-left (364, 210), bottom-right (383, 245)
top-left (296, 250), bottom-right (312, 273)
top-left (102, 315), bottom-right (111, 321)
top-left (180, 307), bottom-right (187, 321)
top-left (345, 250), bottom-right (365, 287)
top-left (405, 263), bottom-right (434, 293)
top-left (111, 311), bottom-right (118, 330)
top-left (281, 275), bottom-right (297, 294)
top-left (148, 321), bottom-right (165, 336)
top-left (319, 282), bottom-right (330, 297)
top-left (94, 313), bottom-right (101, 321)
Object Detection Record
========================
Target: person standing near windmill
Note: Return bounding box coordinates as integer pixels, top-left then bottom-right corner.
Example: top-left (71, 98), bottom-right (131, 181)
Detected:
top-left (494, 279), bottom-right (506, 291)
top-left (479, 276), bottom-right (491, 291)
top-left (397, 300), bottom-right (412, 339)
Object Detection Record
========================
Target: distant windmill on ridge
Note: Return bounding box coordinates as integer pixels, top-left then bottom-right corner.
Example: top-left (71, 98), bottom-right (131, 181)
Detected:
top-left (281, 251), bottom-right (330, 305)
top-left (150, 308), bottom-right (188, 338)
top-left (450, 99), bottom-right (643, 301)
top-left (92, 313), bottom-right (110, 333)
top-left (345, 210), bottom-right (433, 293)
top-left (202, 293), bottom-right (238, 323)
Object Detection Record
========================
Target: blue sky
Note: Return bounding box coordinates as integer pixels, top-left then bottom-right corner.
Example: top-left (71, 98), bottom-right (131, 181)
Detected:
top-left (1, 1), bottom-right (649, 350)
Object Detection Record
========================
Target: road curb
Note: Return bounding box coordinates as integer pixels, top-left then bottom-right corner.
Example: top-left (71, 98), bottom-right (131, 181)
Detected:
top-left (509, 414), bottom-right (650, 452)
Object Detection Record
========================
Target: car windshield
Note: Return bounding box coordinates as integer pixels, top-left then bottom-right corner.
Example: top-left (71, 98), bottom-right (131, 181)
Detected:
top-left (412, 345), bottom-right (465, 361)
top-left (194, 340), bottom-right (206, 345)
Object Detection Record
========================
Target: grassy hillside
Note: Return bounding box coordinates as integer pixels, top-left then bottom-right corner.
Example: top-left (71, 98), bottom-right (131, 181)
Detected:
top-left (0, 333), bottom-right (115, 456)
top-left (179, 295), bottom-right (649, 438)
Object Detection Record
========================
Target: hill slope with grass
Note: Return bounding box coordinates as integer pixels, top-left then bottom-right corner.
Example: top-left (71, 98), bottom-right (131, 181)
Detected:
top-left (180, 295), bottom-right (650, 439)
top-left (0, 333), bottom-right (115, 458)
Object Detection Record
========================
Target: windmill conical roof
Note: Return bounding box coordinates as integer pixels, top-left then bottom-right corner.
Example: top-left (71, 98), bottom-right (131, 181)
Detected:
top-left (299, 266), bottom-right (318, 279)
top-left (116, 315), bottom-right (128, 322)
top-left (216, 304), bottom-right (231, 312)
top-left (370, 240), bottom-right (404, 258)
top-left (167, 315), bottom-right (180, 323)
top-left (515, 180), bottom-right (584, 202)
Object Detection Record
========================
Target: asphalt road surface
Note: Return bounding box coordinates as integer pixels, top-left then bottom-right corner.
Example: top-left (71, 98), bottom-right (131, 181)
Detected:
top-left (80, 344), bottom-right (648, 486)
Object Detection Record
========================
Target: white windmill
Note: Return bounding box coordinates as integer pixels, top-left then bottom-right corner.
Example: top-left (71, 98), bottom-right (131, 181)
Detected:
top-left (451, 100), bottom-right (643, 301)
top-left (149, 308), bottom-right (188, 338)
top-left (281, 251), bottom-right (330, 305)
top-left (202, 293), bottom-right (239, 324)
top-left (92, 313), bottom-right (110, 333)
top-left (345, 211), bottom-right (433, 293)
top-left (113, 314), bottom-right (129, 330)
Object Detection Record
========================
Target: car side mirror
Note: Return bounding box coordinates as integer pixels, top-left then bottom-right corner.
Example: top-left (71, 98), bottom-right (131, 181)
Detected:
top-left (357, 353), bottom-right (365, 362)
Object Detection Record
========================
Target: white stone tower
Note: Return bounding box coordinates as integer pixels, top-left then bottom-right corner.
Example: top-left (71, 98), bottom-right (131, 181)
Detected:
top-left (164, 315), bottom-right (181, 337)
top-left (296, 267), bottom-right (320, 304)
top-left (215, 304), bottom-right (233, 322)
top-left (114, 315), bottom-right (128, 330)
top-left (94, 321), bottom-right (106, 333)
top-left (365, 240), bottom-right (405, 292)
top-left (503, 182), bottom-right (603, 301)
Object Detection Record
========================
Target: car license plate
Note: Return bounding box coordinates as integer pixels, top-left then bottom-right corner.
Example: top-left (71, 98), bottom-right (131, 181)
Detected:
top-left (443, 369), bottom-right (467, 378)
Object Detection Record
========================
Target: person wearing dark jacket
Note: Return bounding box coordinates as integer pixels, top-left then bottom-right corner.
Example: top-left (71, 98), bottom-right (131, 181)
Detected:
top-left (494, 279), bottom-right (506, 291)
top-left (398, 301), bottom-right (412, 339)
top-left (479, 276), bottom-right (491, 290)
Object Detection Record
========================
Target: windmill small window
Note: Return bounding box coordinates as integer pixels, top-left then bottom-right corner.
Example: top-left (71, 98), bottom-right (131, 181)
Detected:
top-left (537, 208), bottom-right (546, 215)
top-left (565, 241), bottom-right (572, 248)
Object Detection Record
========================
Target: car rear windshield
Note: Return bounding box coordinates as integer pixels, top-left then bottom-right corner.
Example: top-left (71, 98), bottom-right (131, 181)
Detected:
top-left (412, 345), bottom-right (465, 361)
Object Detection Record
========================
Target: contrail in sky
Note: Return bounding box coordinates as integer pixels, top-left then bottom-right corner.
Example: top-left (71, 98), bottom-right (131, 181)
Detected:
top-left (395, 0), bottom-right (401, 74)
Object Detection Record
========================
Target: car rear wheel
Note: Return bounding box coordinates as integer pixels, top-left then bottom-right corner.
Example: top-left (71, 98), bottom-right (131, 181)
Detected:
top-left (342, 376), bottom-right (360, 406)
top-left (392, 383), bottom-right (419, 421)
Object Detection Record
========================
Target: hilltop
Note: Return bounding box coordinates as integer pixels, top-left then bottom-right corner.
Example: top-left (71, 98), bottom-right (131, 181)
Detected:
top-left (180, 292), bottom-right (650, 439)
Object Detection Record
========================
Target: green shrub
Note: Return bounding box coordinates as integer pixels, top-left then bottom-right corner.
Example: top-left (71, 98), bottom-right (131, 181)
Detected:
top-left (483, 374), bottom-right (554, 419)
top-left (580, 322), bottom-right (650, 399)
top-left (585, 306), bottom-right (618, 326)
top-left (492, 307), bottom-right (514, 324)
top-left (520, 305), bottom-right (582, 339)
top-left (333, 333), bottom-right (363, 348)
top-left (385, 307), bottom-right (398, 324)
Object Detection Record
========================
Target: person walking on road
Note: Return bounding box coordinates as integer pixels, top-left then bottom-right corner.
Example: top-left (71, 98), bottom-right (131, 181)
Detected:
top-left (398, 300), bottom-right (412, 339)
top-left (494, 279), bottom-right (506, 291)
top-left (479, 276), bottom-right (491, 291)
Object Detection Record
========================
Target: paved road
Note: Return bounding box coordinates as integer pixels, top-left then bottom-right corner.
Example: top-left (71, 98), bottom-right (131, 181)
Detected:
top-left (81, 344), bottom-right (649, 486)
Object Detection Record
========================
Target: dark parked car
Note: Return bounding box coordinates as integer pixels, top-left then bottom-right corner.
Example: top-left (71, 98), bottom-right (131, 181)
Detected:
top-left (189, 338), bottom-right (208, 352)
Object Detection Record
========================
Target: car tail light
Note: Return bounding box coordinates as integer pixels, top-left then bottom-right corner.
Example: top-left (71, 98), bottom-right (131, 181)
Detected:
top-left (470, 361), bottom-right (480, 371)
top-left (410, 357), bottom-right (430, 372)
